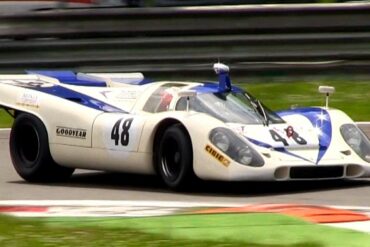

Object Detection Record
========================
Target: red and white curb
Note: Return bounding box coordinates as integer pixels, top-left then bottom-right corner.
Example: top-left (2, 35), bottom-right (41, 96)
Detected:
top-left (0, 200), bottom-right (369, 233)
top-left (323, 205), bottom-right (370, 233)
top-left (0, 200), bottom-right (241, 217)
top-left (325, 221), bottom-right (370, 233)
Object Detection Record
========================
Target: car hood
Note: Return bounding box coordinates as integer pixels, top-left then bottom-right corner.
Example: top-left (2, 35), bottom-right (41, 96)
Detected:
top-left (227, 117), bottom-right (319, 151)
top-left (227, 107), bottom-right (334, 164)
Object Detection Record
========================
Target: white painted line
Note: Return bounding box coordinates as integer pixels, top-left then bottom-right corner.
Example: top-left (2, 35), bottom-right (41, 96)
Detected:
top-left (330, 205), bottom-right (370, 211)
top-left (5, 206), bottom-right (182, 218)
top-left (182, 3), bottom-right (370, 11)
top-left (0, 200), bottom-right (243, 218)
top-left (0, 200), bottom-right (243, 208)
top-left (1, 200), bottom-right (370, 211)
top-left (0, 128), bottom-right (10, 132)
top-left (325, 221), bottom-right (370, 233)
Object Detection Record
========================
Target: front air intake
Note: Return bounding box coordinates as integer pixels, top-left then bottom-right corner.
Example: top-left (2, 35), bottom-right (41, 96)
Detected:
top-left (290, 166), bottom-right (344, 179)
top-left (346, 165), bottom-right (364, 177)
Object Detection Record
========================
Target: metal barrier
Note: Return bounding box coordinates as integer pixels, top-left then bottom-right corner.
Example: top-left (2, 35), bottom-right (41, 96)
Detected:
top-left (0, 3), bottom-right (370, 76)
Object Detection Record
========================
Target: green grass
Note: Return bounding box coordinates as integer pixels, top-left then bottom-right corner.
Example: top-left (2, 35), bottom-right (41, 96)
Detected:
top-left (1, 213), bottom-right (369, 247)
top-left (0, 109), bottom-right (12, 128)
top-left (1, 77), bottom-right (369, 128)
top-left (239, 79), bottom-right (370, 121)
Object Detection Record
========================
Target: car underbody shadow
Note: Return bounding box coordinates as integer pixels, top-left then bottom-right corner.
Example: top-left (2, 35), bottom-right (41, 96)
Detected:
top-left (11, 170), bottom-right (368, 198)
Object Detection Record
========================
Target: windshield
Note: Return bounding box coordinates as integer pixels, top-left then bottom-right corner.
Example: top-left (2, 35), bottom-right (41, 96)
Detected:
top-left (176, 91), bottom-right (285, 125)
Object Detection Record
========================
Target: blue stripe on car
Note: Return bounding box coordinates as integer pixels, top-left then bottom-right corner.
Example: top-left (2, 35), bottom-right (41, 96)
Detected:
top-left (277, 107), bottom-right (332, 164)
top-left (16, 83), bottom-right (125, 113)
top-left (247, 137), bottom-right (314, 164)
top-left (27, 70), bottom-right (153, 86)
top-left (192, 82), bottom-right (244, 93)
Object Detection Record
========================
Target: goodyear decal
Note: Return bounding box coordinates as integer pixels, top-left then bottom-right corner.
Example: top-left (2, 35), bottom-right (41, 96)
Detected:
top-left (56, 127), bottom-right (87, 139)
top-left (205, 144), bottom-right (230, 167)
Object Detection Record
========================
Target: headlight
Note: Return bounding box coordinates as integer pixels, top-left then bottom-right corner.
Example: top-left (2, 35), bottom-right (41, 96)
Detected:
top-left (340, 124), bottom-right (370, 162)
top-left (210, 131), bottom-right (230, 152)
top-left (209, 128), bottom-right (264, 167)
top-left (236, 147), bottom-right (252, 165)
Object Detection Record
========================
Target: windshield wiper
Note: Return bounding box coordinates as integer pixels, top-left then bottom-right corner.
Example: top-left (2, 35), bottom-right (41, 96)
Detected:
top-left (256, 100), bottom-right (269, 126)
top-left (244, 93), bottom-right (269, 126)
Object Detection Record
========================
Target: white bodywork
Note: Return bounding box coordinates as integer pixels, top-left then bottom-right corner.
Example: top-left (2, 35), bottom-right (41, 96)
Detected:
top-left (1, 72), bottom-right (370, 181)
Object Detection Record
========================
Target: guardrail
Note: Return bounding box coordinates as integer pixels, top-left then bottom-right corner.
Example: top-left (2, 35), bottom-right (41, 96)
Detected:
top-left (0, 3), bottom-right (370, 76)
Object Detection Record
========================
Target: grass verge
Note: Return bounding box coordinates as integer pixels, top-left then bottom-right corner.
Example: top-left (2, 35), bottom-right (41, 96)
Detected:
top-left (1, 213), bottom-right (369, 247)
top-left (0, 109), bottom-right (12, 128)
top-left (240, 79), bottom-right (370, 121)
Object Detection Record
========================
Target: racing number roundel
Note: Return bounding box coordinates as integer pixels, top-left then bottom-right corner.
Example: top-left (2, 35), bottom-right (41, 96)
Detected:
top-left (111, 118), bottom-right (133, 146)
top-left (101, 115), bottom-right (144, 152)
top-left (269, 127), bottom-right (307, 146)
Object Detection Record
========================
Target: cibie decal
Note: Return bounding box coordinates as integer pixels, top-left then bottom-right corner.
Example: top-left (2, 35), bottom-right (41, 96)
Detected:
top-left (205, 144), bottom-right (230, 167)
top-left (56, 127), bottom-right (87, 139)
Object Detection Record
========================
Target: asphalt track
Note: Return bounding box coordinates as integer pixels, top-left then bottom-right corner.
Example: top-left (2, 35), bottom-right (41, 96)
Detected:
top-left (1, 129), bottom-right (369, 207)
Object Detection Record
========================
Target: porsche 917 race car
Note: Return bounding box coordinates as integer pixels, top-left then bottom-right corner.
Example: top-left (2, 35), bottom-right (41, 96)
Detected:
top-left (0, 63), bottom-right (369, 190)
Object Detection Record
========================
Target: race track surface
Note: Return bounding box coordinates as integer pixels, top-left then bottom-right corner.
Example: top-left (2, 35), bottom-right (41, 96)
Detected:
top-left (1, 129), bottom-right (369, 207)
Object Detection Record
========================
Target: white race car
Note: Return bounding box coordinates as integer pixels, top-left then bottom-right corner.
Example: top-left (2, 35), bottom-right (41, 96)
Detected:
top-left (0, 63), bottom-right (369, 190)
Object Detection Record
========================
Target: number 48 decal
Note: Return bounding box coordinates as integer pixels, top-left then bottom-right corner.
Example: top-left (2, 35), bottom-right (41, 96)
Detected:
top-left (269, 127), bottom-right (307, 146)
top-left (111, 118), bottom-right (134, 146)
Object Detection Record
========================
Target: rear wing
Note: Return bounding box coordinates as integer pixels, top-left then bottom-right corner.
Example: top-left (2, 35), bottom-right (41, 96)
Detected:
top-left (26, 70), bottom-right (148, 87)
top-left (78, 72), bottom-right (147, 87)
top-left (0, 71), bottom-right (150, 88)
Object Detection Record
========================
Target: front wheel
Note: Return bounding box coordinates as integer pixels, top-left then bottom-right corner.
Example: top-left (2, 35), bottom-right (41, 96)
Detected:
top-left (156, 124), bottom-right (194, 190)
top-left (9, 113), bottom-right (74, 182)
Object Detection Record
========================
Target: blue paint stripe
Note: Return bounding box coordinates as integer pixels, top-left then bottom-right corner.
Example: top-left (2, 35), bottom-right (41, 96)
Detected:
top-left (40, 85), bottom-right (125, 112)
top-left (16, 83), bottom-right (125, 113)
top-left (278, 107), bottom-right (332, 164)
top-left (191, 83), bottom-right (244, 94)
top-left (247, 137), bottom-right (314, 163)
top-left (247, 138), bottom-right (272, 149)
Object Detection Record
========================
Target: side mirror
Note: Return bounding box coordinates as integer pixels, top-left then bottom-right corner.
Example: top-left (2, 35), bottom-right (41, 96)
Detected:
top-left (178, 90), bottom-right (197, 98)
top-left (318, 86), bottom-right (335, 95)
top-left (318, 86), bottom-right (335, 108)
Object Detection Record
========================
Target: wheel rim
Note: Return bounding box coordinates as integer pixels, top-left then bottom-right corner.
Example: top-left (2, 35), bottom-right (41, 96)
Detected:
top-left (161, 137), bottom-right (182, 182)
top-left (16, 124), bottom-right (40, 168)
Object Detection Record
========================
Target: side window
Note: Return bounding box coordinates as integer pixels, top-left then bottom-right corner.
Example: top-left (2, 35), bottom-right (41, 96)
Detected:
top-left (143, 84), bottom-right (186, 113)
top-left (175, 96), bottom-right (206, 114)
top-left (175, 97), bottom-right (187, 111)
top-left (143, 87), bottom-right (166, 113)
top-left (156, 91), bottom-right (173, 112)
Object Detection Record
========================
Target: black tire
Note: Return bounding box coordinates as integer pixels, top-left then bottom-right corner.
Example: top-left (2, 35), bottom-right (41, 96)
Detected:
top-left (156, 124), bottom-right (194, 190)
top-left (9, 113), bottom-right (74, 182)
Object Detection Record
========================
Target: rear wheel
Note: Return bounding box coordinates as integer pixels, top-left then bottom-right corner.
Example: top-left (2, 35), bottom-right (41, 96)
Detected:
top-left (156, 124), bottom-right (194, 190)
top-left (10, 113), bottom-right (74, 182)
